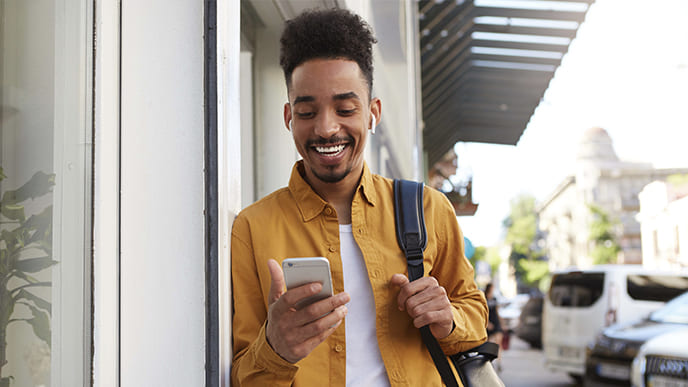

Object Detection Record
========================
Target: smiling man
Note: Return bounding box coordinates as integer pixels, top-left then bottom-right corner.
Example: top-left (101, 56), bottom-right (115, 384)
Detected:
top-left (230, 8), bottom-right (488, 387)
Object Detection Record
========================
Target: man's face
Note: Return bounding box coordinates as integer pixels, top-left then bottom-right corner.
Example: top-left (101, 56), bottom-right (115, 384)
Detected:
top-left (285, 59), bottom-right (380, 185)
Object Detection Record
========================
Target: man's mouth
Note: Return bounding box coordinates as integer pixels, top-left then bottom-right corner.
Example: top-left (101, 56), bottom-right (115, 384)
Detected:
top-left (314, 144), bottom-right (346, 156)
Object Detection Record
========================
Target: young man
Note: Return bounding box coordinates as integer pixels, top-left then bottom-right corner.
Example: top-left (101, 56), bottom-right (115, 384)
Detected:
top-left (231, 8), bottom-right (488, 386)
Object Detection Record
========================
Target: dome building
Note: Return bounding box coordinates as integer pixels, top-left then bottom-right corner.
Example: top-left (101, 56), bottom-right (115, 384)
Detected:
top-left (537, 127), bottom-right (688, 269)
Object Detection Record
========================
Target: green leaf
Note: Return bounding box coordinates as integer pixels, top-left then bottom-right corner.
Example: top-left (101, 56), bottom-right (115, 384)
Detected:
top-left (1, 228), bottom-right (23, 253)
top-left (23, 302), bottom-right (51, 347)
top-left (15, 289), bottom-right (51, 315)
top-left (0, 202), bottom-right (25, 221)
top-left (11, 269), bottom-right (41, 284)
top-left (14, 257), bottom-right (56, 273)
top-left (0, 170), bottom-right (55, 206)
top-left (10, 281), bottom-right (51, 295)
top-left (25, 206), bottom-right (53, 248)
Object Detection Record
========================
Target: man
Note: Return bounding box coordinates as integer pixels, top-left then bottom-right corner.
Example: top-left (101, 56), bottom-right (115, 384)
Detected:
top-left (231, 8), bottom-right (487, 386)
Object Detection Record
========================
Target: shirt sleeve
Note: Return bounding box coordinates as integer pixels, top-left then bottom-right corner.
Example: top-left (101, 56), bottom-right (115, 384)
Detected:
top-left (425, 189), bottom-right (489, 355)
top-left (230, 215), bottom-right (299, 386)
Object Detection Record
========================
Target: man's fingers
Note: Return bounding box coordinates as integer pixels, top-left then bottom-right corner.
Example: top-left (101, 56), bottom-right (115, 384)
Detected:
top-left (267, 259), bottom-right (286, 304)
top-left (390, 273), bottom-right (410, 310)
top-left (297, 304), bottom-right (348, 341)
top-left (390, 273), bottom-right (409, 286)
top-left (291, 316), bottom-right (345, 360)
top-left (405, 286), bottom-right (448, 316)
top-left (292, 292), bottom-right (350, 326)
top-left (395, 276), bottom-right (440, 310)
top-left (281, 282), bottom-right (326, 307)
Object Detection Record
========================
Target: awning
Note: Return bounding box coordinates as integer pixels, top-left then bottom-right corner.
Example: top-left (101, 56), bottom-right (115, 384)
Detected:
top-left (418, 0), bottom-right (595, 166)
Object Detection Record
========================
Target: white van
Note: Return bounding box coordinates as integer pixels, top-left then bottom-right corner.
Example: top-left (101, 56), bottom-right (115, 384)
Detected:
top-left (542, 265), bottom-right (688, 379)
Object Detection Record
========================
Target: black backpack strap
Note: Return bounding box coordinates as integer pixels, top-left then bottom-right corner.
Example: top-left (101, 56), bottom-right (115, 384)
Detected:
top-left (393, 179), bottom-right (459, 387)
top-left (393, 179), bottom-right (427, 281)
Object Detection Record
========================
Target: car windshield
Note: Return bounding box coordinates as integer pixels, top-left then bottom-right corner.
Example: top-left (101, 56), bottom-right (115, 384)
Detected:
top-left (649, 291), bottom-right (688, 324)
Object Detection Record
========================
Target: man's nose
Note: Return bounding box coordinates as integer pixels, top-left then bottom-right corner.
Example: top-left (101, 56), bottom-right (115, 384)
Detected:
top-left (313, 110), bottom-right (340, 138)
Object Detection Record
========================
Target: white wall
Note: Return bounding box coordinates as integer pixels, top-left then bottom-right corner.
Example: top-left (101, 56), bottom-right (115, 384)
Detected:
top-left (119, 0), bottom-right (206, 385)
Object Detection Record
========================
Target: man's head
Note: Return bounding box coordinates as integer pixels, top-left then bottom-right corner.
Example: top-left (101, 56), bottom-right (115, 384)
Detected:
top-left (279, 8), bottom-right (381, 188)
top-left (279, 8), bottom-right (377, 98)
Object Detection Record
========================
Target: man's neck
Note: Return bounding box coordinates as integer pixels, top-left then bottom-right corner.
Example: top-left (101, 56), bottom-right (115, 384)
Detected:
top-left (305, 167), bottom-right (363, 225)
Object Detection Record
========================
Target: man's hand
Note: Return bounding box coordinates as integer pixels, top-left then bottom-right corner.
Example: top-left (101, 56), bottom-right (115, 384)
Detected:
top-left (265, 259), bottom-right (349, 363)
top-left (390, 273), bottom-right (454, 339)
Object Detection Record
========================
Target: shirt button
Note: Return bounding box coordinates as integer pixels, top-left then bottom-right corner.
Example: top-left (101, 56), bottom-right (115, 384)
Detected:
top-left (358, 228), bottom-right (364, 234)
top-left (324, 207), bottom-right (333, 215)
top-left (372, 269), bottom-right (382, 278)
top-left (329, 246), bottom-right (336, 252)
top-left (335, 344), bottom-right (343, 352)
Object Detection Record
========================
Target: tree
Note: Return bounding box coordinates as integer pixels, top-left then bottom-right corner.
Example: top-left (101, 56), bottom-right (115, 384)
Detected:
top-left (503, 194), bottom-right (548, 290)
top-left (588, 204), bottom-right (620, 265)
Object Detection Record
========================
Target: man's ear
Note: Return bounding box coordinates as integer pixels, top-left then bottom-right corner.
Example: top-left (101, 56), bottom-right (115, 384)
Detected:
top-left (283, 102), bottom-right (292, 132)
top-left (370, 97), bottom-right (382, 128)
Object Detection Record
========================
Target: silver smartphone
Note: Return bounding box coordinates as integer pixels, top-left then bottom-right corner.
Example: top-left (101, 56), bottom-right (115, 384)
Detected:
top-left (282, 257), bottom-right (334, 309)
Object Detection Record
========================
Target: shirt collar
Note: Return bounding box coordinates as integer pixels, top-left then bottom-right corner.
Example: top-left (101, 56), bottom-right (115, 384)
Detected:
top-left (288, 161), bottom-right (377, 222)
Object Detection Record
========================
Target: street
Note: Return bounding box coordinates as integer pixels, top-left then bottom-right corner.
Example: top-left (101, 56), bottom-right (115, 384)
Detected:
top-left (499, 335), bottom-right (580, 387)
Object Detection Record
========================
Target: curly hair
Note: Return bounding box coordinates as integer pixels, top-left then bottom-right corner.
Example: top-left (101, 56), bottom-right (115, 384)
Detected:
top-left (280, 8), bottom-right (377, 97)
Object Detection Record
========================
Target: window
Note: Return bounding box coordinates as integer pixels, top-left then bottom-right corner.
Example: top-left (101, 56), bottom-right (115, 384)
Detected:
top-left (627, 275), bottom-right (688, 302)
top-left (1, 0), bottom-right (93, 385)
top-left (548, 272), bottom-right (605, 307)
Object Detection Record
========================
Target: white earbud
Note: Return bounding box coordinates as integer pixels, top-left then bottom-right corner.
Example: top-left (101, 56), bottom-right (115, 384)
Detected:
top-left (288, 119), bottom-right (293, 131)
top-left (370, 115), bottom-right (376, 135)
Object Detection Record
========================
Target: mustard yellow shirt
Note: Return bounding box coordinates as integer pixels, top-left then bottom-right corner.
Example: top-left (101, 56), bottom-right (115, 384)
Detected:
top-left (231, 161), bottom-right (488, 386)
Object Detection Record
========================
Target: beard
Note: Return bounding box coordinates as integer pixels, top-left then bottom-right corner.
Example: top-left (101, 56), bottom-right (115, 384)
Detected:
top-left (306, 135), bottom-right (355, 183)
top-left (310, 164), bottom-right (353, 183)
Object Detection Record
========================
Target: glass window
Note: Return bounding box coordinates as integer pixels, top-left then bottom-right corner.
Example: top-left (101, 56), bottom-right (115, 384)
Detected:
top-left (627, 275), bottom-right (688, 302)
top-left (1, 0), bottom-right (92, 386)
top-left (549, 272), bottom-right (605, 307)
top-left (649, 291), bottom-right (688, 324)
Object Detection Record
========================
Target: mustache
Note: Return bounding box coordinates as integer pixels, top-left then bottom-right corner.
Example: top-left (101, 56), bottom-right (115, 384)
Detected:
top-left (306, 135), bottom-right (354, 147)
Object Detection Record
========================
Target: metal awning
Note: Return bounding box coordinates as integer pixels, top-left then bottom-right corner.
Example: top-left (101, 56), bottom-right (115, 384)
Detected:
top-left (418, 0), bottom-right (595, 166)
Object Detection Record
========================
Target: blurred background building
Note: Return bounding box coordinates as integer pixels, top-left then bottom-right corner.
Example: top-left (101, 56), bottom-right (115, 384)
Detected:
top-left (637, 177), bottom-right (688, 270)
top-left (537, 127), bottom-right (688, 269)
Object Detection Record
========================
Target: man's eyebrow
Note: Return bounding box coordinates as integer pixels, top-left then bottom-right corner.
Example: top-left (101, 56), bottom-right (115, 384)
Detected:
top-left (293, 95), bottom-right (315, 105)
top-left (333, 92), bottom-right (360, 101)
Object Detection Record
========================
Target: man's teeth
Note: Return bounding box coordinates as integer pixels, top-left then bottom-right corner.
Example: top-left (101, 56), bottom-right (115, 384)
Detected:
top-left (315, 144), bottom-right (345, 154)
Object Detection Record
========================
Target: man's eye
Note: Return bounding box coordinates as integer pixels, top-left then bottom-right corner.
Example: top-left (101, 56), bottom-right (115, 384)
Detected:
top-left (338, 109), bottom-right (355, 116)
top-left (296, 112), bottom-right (314, 119)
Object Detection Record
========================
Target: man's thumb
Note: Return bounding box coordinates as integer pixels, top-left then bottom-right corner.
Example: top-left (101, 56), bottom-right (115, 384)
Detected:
top-left (267, 259), bottom-right (286, 304)
top-left (390, 273), bottom-right (410, 287)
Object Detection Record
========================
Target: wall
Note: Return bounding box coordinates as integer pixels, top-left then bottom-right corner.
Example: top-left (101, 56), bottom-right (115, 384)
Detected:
top-left (119, 0), bottom-right (206, 385)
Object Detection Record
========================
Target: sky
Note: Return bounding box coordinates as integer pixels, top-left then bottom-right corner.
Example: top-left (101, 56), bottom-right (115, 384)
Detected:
top-left (455, 0), bottom-right (688, 247)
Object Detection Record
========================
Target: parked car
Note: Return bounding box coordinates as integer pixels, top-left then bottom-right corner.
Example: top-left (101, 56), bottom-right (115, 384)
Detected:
top-left (516, 294), bottom-right (543, 348)
top-left (543, 265), bottom-right (688, 380)
top-left (500, 294), bottom-right (530, 333)
top-left (631, 328), bottom-right (688, 387)
top-left (584, 291), bottom-right (688, 386)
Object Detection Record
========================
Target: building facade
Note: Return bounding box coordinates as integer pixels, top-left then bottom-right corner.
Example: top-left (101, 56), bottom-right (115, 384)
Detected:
top-left (538, 127), bottom-right (688, 270)
top-left (637, 179), bottom-right (688, 270)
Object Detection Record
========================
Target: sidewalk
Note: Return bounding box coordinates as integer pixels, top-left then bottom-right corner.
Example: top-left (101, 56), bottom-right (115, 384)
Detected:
top-left (499, 335), bottom-right (577, 387)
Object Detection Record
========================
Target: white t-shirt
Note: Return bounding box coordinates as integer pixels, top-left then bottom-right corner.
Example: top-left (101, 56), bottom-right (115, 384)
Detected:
top-left (339, 224), bottom-right (391, 387)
